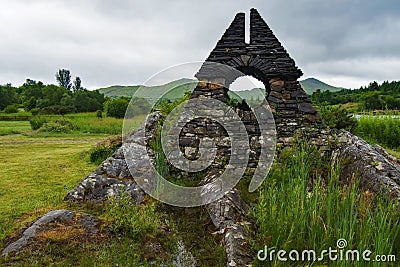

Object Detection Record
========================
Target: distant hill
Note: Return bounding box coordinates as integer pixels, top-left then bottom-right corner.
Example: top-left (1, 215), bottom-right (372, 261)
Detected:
top-left (97, 85), bottom-right (140, 98)
top-left (229, 88), bottom-right (265, 101)
top-left (299, 78), bottom-right (345, 95)
top-left (97, 78), bottom-right (195, 100)
top-left (97, 77), bottom-right (342, 100)
top-left (97, 79), bottom-right (264, 101)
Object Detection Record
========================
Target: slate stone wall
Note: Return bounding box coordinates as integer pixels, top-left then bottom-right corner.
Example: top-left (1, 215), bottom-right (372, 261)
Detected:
top-left (178, 8), bottom-right (325, 167)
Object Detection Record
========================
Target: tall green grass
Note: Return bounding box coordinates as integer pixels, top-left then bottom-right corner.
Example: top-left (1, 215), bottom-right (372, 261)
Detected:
top-left (354, 116), bottom-right (400, 149)
top-left (252, 146), bottom-right (400, 266)
top-left (28, 112), bottom-right (146, 135)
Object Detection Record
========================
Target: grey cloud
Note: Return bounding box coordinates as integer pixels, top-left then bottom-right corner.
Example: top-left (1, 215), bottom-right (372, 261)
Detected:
top-left (0, 0), bottom-right (399, 89)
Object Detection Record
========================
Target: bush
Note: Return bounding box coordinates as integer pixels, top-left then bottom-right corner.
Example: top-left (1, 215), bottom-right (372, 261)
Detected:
top-left (318, 104), bottom-right (358, 131)
top-left (96, 110), bottom-right (103, 118)
top-left (89, 135), bottom-right (122, 164)
top-left (38, 118), bottom-right (74, 133)
top-left (30, 108), bottom-right (41, 116)
top-left (153, 90), bottom-right (190, 115)
top-left (40, 105), bottom-right (74, 115)
top-left (29, 117), bottom-right (47, 130)
top-left (4, 105), bottom-right (18, 114)
top-left (105, 98), bottom-right (129, 118)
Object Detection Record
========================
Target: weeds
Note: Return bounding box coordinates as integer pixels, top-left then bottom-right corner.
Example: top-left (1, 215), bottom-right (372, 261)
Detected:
top-left (252, 145), bottom-right (400, 266)
top-left (88, 135), bottom-right (122, 164)
top-left (354, 115), bottom-right (400, 149)
top-left (104, 196), bottom-right (161, 241)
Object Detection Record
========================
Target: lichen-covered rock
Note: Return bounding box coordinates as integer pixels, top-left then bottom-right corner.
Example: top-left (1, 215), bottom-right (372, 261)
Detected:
top-left (332, 130), bottom-right (400, 203)
top-left (202, 170), bottom-right (253, 267)
top-left (65, 112), bottom-right (164, 204)
top-left (2, 210), bottom-right (102, 256)
top-left (173, 240), bottom-right (197, 267)
top-left (65, 174), bottom-right (146, 203)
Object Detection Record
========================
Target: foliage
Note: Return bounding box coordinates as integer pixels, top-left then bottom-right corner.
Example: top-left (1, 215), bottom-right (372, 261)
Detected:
top-left (0, 84), bottom-right (18, 110)
top-left (72, 76), bottom-right (82, 92)
top-left (96, 110), bottom-right (103, 118)
top-left (74, 89), bottom-right (105, 113)
top-left (26, 112), bottom-right (139, 135)
top-left (89, 135), bottom-right (122, 164)
top-left (227, 97), bottom-right (240, 109)
top-left (30, 108), bottom-right (40, 116)
top-left (40, 105), bottom-right (74, 115)
top-left (38, 118), bottom-right (74, 133)
top-left (2, 73), bottom-right (105, 115)
top-left (252, 145), bottom-right (400, 266)
top-left (312, 80), bottom-right (400, 111)
top-left (3, 104), bottom-right (18, 114)
top-left (353, 116), bottom-right (400, 149)
top-left (55, 69), bottom-right (72, 90)
top-left (104, 97), bottom-right (129, 118)
top-left (127, 97), bottom-right (152, 116)
top-left (104, 96), bottom-right (151, 119)
top-left (29, 116), bottom-right (47, 130)
top-left (318, 104), bottom-right (358, 131)
top-left (153, 90), bottom-right (190, 115)
top-left (105, 197), bottom-right (161, 241)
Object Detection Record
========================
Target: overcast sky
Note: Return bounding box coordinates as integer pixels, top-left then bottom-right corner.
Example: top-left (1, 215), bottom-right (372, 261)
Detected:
top-left (0, 0), bottom-right (399, 90)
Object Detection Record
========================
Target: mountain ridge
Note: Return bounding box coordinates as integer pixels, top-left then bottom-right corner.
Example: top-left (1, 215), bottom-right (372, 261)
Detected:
top-left (299, 78), bottom-right (345, 95)
top-left (97, 77), bottom-right (344, 99)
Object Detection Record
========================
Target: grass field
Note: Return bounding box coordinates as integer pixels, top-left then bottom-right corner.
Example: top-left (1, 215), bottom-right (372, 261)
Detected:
top-left (27, 112), bottom-right (145, 136)
top-left (0, 135), bottom-right (103, 242)
top-left (0, 121), bottom-right (31, 136)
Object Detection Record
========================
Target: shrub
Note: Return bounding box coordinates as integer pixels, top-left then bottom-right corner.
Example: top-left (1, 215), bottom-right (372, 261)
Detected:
top-left (153, 90), bottom-right (190, 115)
top-left (105, 98), bottom-right (129, 118)
top-left (89, 135), bottom-right (122, 164)
top-left (4, 104), bottom-right (18, 114)
top-left (29, 117), bottom-right (47, 130)
top-left (96, 110), bottom-right (103, 118)
top-left (38, 118), bottom-right (74, 133)
top-left (40, 105), bottom-right (74, 115)
top-left (318, 104), bottom-right (358, 131)
top-left (30, 108), bottom-right (41, 116)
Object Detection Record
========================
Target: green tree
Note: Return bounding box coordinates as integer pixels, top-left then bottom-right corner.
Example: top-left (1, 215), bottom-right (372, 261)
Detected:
top-left (4, 104), bottom-right (18, 113)
top-left (73, 77), bottom-right (82, 92)
top-left (105, 98), bottom-right (130, 118)
top-left (42, 84), bottom-right (70, 106)
top-left (20, 79), bottom-right (44, 111)
top-left (74, 90), bottom-right (104, 112)
top-left (0, 84), bottom-right (18, 110)
top-left (56, 69), bottom-right (72, 90)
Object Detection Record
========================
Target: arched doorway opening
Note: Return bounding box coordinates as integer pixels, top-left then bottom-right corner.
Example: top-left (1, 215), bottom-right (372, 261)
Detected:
top-left (228, 75), bottom-right (266, 107)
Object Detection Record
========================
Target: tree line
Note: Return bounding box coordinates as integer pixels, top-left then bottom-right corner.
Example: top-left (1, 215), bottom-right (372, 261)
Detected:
top-left (0, 69), bottom-right (105, 115)
top-left (311, 80), bottom-right (400, 111)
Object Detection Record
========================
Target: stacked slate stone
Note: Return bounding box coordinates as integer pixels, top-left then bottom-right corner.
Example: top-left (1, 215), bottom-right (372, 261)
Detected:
top-left (193, 8), bottom-right (323, 145)
top-left (249, 8), bottom-right (303, 80)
